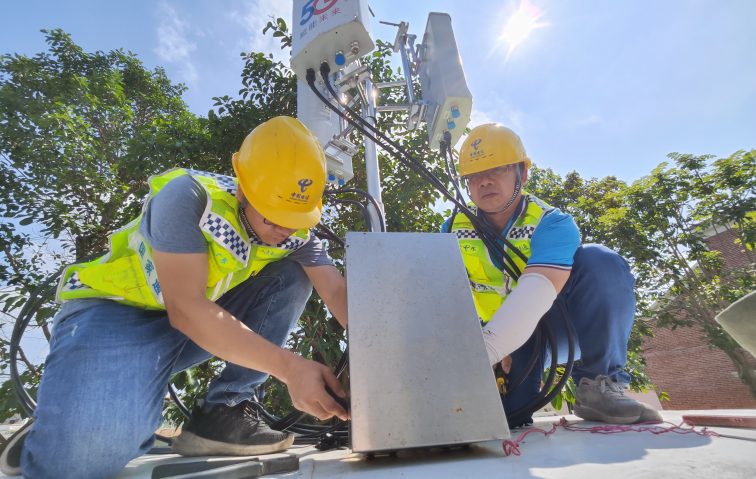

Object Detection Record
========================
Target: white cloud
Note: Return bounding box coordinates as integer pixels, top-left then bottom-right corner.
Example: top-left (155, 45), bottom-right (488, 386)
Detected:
top-left (230, 0), bottom-right (293, 62)
top-left (154, 2), bottom-right (198, 83)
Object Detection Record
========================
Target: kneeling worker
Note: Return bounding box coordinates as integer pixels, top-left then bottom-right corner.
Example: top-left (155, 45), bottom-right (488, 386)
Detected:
top-left (13, 117), bottom-right (349, 479)
top-left (442, 124), bottom-right (661, 428)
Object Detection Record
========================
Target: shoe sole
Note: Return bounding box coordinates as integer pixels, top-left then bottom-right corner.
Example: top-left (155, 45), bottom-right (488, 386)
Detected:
top-left (635, 408), bottom-right (663, 424)
top-left (0, 419), bottom-right (34, 476)
top-left (171, 431), bottom-right (294, 457)
top-left (573, 405), bottom-right (641, 425)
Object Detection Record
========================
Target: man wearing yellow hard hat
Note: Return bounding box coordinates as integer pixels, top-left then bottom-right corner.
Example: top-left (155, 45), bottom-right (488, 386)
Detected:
top-left (442, 124), bottom-right (662, 428)
top-left (15, 117), bottom-right (348, 479)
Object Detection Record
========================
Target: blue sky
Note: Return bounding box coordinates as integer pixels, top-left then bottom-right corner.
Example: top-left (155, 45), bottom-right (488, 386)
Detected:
top-left (3, 0), bottom-right (755, 184)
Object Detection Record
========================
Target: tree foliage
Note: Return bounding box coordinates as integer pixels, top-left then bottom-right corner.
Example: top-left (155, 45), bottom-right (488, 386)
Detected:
top-left (599, 152), bottom-right (756, 399)
top-left (0, 29), bottom-right (200, 420)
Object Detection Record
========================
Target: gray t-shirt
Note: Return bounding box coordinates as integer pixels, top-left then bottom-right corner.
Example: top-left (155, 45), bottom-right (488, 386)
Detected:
top-left (54, 174), bottom-right (332, 327)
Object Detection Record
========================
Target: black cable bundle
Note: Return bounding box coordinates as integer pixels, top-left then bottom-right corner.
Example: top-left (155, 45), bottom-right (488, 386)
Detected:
top-left (308, 64), bottom-right (529, 281)
top-left (9, 250), bottom-right (106, 417)
top-left (306, 63), bottom-right (576, 424)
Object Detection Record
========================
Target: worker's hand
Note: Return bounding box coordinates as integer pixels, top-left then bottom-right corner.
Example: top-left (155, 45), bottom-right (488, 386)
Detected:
top-left (280, 354), bottom-right (349, 421)
top-left (501, 355), bottom-right (512, 374)
top-left (493, 355), bottom-right (512, 374)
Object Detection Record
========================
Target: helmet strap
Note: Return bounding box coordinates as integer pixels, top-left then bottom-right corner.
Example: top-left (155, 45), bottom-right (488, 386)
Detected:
top-left (239, 207), bottom-right (257, 239)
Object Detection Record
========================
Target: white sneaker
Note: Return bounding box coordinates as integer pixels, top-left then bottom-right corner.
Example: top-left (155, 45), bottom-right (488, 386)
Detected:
top-left (574, 375), bottom-right (662, 424)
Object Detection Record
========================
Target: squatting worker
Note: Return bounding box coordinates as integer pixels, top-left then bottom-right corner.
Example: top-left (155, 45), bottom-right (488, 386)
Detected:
top-left (16, 117), bottom-right (349, 478)
top-left (441, 124), bottom-right (662, 428)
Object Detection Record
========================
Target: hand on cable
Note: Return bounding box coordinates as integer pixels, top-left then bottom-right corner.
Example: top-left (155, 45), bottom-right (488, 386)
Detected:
top-left (280, 354), bottom-right (349, 421)
top-left (482, 273), bottom-right (557, 366)
top-left (492, 355), bottom-right (512, 374)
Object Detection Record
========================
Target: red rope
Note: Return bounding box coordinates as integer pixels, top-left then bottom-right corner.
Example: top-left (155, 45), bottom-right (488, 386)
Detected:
top-left (502, 421), bottom-right (560, 456)
top-left (502, 417), bottom-right (719, 456)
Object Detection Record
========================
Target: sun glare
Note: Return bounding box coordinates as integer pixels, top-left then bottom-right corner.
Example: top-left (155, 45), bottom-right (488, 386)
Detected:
top-left (496, 0), bottom-right (546, 60)
top-left (502, 11), bottom-right (537, 47)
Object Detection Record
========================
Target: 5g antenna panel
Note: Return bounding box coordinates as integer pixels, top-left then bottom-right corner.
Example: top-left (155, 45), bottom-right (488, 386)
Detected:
top-left (419, 13), bottom-right (473, 149)
top-left (291, 0), bottom-right (375, 81)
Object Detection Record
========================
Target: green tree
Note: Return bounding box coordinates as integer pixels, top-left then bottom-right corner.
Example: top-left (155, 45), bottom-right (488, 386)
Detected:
top-left (599, 152), bottom-right (756, 400)
top-left (0, 29), bottom-right (205, 420)
top-left (691, 150), bottom-right (756, 263)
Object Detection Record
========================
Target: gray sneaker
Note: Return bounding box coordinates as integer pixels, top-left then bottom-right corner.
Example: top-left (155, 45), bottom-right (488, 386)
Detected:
top-left (574, 375), bottom-right (662, 424)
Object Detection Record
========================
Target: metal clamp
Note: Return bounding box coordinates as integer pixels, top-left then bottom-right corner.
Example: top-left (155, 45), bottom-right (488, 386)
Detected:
top-left (333, 64), bottom-right (372, 93)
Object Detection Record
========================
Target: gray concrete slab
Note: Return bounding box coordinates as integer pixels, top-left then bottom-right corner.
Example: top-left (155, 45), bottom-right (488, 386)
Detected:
top-left (4, 410), bottom-right (755, 478)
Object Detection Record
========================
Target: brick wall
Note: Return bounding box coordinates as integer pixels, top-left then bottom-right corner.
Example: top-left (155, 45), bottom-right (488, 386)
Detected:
top-left (642, 226), bottom-right (756, 410)
top-left (705, 227), bottom-right (753, 270)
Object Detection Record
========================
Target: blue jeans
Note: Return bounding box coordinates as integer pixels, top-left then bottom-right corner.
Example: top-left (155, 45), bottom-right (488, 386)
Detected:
top-left (21, 260), bottom-right (312, 479)
top-left (503, 244), bottom-right (636, 428)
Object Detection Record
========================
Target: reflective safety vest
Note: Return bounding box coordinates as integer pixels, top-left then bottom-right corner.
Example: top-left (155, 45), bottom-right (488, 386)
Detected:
top-left (450, 194), bottom-right (553, 323)
top-left (55, 168), bottom-right (310, 310)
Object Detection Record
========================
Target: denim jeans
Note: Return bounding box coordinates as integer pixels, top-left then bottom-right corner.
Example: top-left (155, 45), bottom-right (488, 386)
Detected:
top-left (21, 259), bottom-right (312, 479)
top-left (502, 244), bottom-right (636, 428)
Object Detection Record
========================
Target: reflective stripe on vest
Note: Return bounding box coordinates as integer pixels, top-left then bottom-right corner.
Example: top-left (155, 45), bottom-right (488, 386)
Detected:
top-left (56, 168), bottom-right (310, 310)
top-left (450, 194), bottom-right (552, 322)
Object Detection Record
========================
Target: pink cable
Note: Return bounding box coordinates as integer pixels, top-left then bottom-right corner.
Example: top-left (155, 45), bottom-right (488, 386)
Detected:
top-left (502, 417), bottom-right (719, 456)
top-left (502, 421), bottom-right (560, 456)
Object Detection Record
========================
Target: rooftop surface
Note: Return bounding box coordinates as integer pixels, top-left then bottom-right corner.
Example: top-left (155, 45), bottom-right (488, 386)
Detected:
top-left (4, 409), bottom-right (755, 478)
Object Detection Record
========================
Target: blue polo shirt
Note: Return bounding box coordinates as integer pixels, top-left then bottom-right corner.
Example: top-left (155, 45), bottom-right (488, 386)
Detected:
top-left (440, 195), bottom-right (581, 271)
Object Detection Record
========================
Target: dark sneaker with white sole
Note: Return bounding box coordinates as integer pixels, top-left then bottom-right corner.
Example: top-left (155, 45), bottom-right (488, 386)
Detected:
top-left (171, 399), bottom-right (293, 457)
top-left (0, 419), bottom-right (33, 476)
top-left (574, 375), bottom-right (662, 425)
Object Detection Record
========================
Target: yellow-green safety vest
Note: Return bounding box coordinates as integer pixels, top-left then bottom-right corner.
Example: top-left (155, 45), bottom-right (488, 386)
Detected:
top-left (55, 168), bottom-right (310, 310)
top-left (451, 194), bottom-right (553, 322)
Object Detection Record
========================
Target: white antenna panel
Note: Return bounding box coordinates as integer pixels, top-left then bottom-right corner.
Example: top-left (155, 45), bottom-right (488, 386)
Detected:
top-left (418, 13), bottom-right (473, 149)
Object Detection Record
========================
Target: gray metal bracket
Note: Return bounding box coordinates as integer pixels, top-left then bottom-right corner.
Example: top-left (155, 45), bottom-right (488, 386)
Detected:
top-left (334, 64), bottom-right (372, 93)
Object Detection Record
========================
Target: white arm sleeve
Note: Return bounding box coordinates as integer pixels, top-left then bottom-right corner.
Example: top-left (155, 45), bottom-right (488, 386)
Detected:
top-left (482, 273), bottom-right (558, 366)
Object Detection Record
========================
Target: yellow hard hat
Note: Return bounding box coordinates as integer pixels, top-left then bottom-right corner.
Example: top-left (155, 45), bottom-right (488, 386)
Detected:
top-left (457, 124), bottom-right (531, 177)
top-left (232, 116), bottom-right (326, 229)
